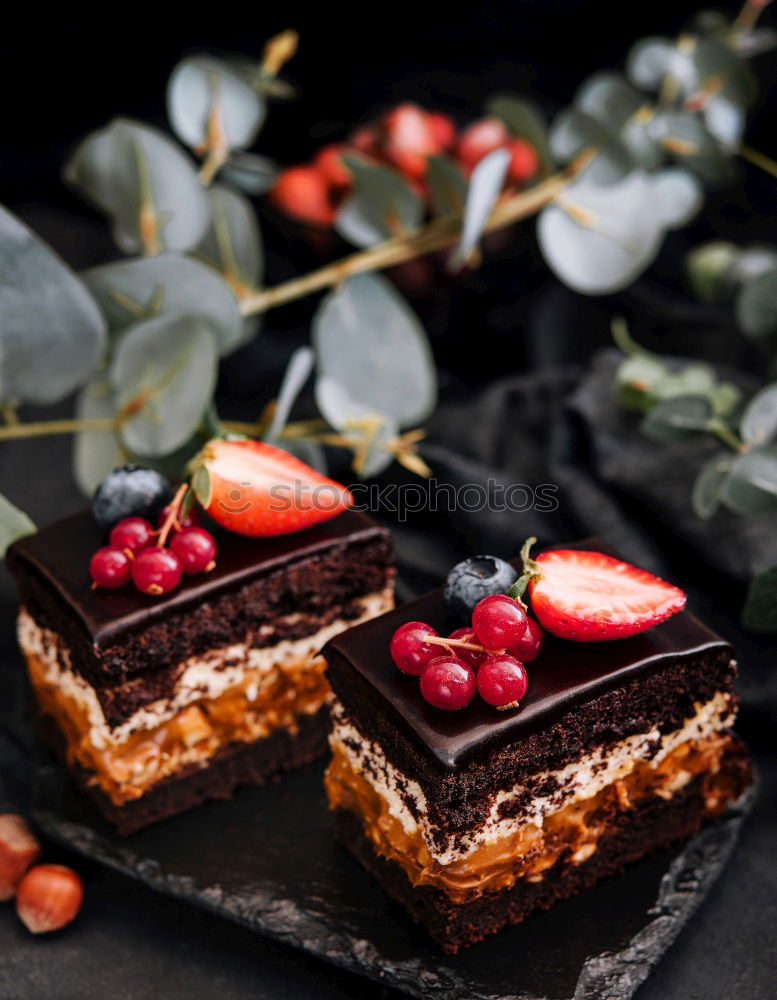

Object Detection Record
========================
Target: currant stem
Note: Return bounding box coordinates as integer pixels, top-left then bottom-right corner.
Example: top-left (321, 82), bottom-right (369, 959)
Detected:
top-left (425, 635), bottom-right (491, 654)
top-left (157, 484), bottom-right (188, 548)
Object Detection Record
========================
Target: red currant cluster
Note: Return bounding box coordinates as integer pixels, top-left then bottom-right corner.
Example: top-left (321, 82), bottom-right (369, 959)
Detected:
top-left (89, 490), bottom-right (217, 597)
top-left (389, 594), bottom-right (544, 712)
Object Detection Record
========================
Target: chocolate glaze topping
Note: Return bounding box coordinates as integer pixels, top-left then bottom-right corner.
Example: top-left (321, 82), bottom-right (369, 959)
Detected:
top-left (8, 509), bottom-right (387, 650)
top-left (323, 543), bottom-right (734, 771)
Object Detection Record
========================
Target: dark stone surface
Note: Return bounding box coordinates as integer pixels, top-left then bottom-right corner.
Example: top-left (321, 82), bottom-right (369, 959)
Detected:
top-left (25, 752), bottom-right (755, 1000)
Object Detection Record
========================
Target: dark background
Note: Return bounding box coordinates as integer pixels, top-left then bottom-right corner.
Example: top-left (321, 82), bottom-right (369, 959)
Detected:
top-left (1, 2), bottom-right (776, 998)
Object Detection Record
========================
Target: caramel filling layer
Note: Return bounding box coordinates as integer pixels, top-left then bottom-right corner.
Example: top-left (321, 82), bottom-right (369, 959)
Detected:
top-left (27, 648), bottom-right (331, 805)
top-left (325, 731), bottom-right (740, 904)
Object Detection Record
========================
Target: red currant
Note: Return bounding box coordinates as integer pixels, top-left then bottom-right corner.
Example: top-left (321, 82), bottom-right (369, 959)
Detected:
top-left (170, 527), bottom-right (217, 575)
top-left (390, 622), bottom-right (439, 676)
top-left (420, 656), bottom-right (476, 711)
top-left (90, 547), bottom-right (132, 589)
top-left (507, 139), bottom-right (539, 183)
top-left (471, 594), bottom-right (528, 650)
top-left (477, 654), bottom-right (528, 709)
top-left (448, 628), bottom-right (486, 671)
top-left (156, 503), bottom-right (201, 532)
top-left (508, 617), bottom-right (544, 663)
top-left (109, 517), bottom-right (154, 554)
top-left (131, 547), bottom-right (182, 596)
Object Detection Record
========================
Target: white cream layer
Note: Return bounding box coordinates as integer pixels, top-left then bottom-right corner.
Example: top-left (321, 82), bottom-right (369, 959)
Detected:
top-left (329, 689), bottom-right (735, 866)
top-left (19, 590), bottom-right (392, 750)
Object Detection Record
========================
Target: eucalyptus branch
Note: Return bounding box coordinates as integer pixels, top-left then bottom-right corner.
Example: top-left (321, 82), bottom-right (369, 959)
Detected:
top-left (238, 149), bottom-right (597, 318)
top-left (709, 418), bottom-right (746, 452)
top-left (739, 145), bottom-right (777, 180)
top-left (0, 416), bottom-right (330, 444)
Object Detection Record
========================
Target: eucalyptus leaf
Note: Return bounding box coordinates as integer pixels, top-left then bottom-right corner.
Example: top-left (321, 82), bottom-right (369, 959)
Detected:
top-left (736, 269), bottom-right (777, 347)
top-left (538, 171), bottom-right (663, 294)
top-left (740, 383), bottom-right (777, 447)
top-left (425, 155), bottom-right (468, 218)
top-left (686, 241), bottom-right (739, 302)
top-left (0, 491), bottom-right (35, 558)
top-left (221, 152), bottom-right (280, 194)
top-left (485, 94), bottom-right (554, 173)
top-left (626, 37), bottom-right (678, 90)
top-left (167, 56), bottom-right (266, 152)
top-left (691, 451), bottom-right (732, 519)
top-left (276, 439), bottom-right (329, 475)
top-left (641, 395), bottom-right (714, 441)
top-left (73, 379), bottom-right (124, 496)
top-left (64, 118), bottom-right (210, 254)
top-left (550, 109), bottom-right (633, 185)
top-left (82, 253), bottom-right (243, 355)
top-left (110, 314), bottom-right (219, 456)
top-left (734, 26), bottom-right (777, 58)
top-left (653, 109), bottom-right (735, 186)
top-left (131, 403), bottom-right (222, 483)
top-left (722, 446), bottom-right (777, 515)
top-left (315, 378), bottom-right (396, 477)
top-left (265, 347), bottom-right (315, 443)
top-left (197, 184), bottom-right (263, 303)
top-left (615, 354), bottom-right (669, 411)
top-left (576, 72), bottom-right (644, 128)
top-left (450, 148), bottom-right (510, 269)
top-left (0, 207), bottom-right (107, 404)
top-left (335, 157), bottom-right (423, 248)
top-left (313, 273), bottom-right (436, 428)
top-left (731, 247), bottom-right (777, 285)
top-left (651, 169), bottom-right (702, 228)
top-left (741, 565), bottom-right (777, 633)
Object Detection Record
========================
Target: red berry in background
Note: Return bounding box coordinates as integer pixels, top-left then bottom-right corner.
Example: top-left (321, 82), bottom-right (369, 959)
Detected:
top-left (109, 517), bottom-right (154, 554)
top-left (471, 594), bottom-right (529, 650)
top-left (507, 138), bottom-right (540, 183)
top-left (457, 117), bottom-right (510, 175)
top-left (90, 547), bottom-right (132, 589)
top-left (477, 654), bottom-right (528, 709)
top-left (314, 144), bottom-right (353, 189)
top-left (390, 621), bottom-right (439, 676)
top-left (508, 617), bottom-right (544, 663)
top-left (420, 656), bottom-right (476, 711)
top-left (383, 102), bottom-right (441, 179)
top-left (350, 124), bottom-right (382, 156)
top-left (156, 503), bottom-right (200, 532)
top-left (131, 547), bottom-right (182, 596)
top-left (426, 112), bottom-right (457, 152)
top-left (270, 166), bottom-right (336, 226)
top-left (170, 528), bottom-right (217, 575)
top-left (448, 627), bottom-right (486, 671)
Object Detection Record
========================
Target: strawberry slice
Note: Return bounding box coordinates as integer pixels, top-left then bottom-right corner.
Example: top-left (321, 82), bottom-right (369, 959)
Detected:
top-left (197, 439), bottom-right (352, 537)
top-left (520, 540), bottom-right (686, 641)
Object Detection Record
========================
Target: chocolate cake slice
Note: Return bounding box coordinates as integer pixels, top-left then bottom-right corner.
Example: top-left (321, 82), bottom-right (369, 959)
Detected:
top-left (8, 509), bottom-right (394, 834)
top-left (322, 547), bottom-right (751, 953)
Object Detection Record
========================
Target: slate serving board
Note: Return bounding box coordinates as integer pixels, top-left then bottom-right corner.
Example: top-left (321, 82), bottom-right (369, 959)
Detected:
top-left (30, 755), bottom-right (753, 1000)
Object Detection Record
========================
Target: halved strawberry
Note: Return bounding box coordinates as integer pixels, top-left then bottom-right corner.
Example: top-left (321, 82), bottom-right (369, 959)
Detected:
top-left (195, 439), bottom-right (352, 537)
top-left (520, 540), bottom-right (686, 641)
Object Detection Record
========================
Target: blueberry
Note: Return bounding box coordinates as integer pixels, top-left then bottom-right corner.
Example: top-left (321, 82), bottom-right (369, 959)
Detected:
top-left (91, 465), bottom-right (173, 532)
top-left (443, 555), bottom-right (517, 622)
